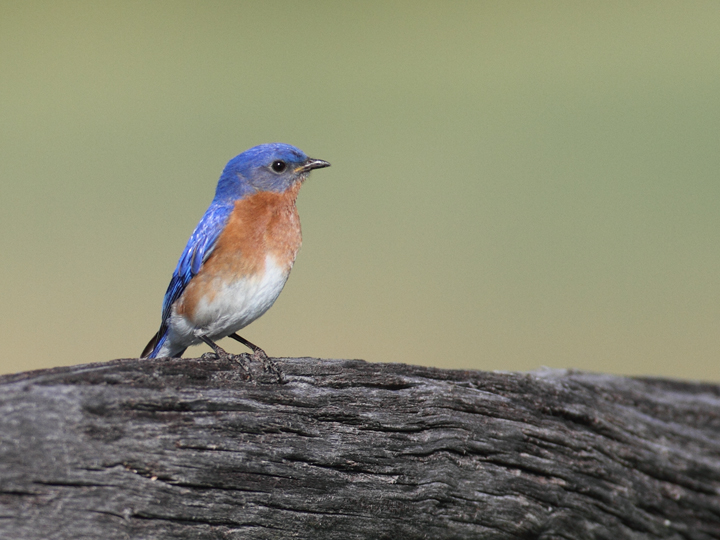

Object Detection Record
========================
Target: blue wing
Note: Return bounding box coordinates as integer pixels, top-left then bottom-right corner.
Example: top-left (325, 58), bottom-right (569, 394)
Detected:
top-left (142, 201), bottom-right (235, 358)
top-left (160, 201), bottom-right (235, 325)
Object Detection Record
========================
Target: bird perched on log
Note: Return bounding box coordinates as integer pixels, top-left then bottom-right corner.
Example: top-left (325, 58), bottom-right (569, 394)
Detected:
top-left (141, 143), bottom-right (330, 361)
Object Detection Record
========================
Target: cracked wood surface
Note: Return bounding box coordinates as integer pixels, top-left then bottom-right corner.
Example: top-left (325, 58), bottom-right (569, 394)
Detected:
top-left (1, 356), bottom-right (719, 539)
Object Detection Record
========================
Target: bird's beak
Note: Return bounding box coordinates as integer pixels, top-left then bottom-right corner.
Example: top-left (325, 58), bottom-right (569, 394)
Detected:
top-left (296, 158), bottom-right (331, 173)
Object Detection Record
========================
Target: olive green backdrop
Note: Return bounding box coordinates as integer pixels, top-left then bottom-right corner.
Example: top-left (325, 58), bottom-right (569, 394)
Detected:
top-left (2, 1), bottom-right (719, 380)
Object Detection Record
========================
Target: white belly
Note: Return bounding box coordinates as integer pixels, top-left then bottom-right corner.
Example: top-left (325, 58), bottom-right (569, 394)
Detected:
top-left (164, 255), bottom-right (290, 354)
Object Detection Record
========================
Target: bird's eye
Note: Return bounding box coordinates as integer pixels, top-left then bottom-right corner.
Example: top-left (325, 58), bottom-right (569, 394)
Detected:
top-left (271, 160), bottom-right (287, 173)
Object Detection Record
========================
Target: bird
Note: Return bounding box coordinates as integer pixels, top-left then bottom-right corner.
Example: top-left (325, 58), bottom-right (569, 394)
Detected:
top-left (141, 143), bottom-right (330, 361)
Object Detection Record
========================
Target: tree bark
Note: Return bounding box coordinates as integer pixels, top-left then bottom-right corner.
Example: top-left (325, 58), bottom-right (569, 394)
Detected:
top-left (1, 356), bottom-right (719, 539)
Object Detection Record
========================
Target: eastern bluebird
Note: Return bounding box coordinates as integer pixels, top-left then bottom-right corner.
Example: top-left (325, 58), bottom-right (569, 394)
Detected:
top-left (141, 143), bottom-right (330, 360)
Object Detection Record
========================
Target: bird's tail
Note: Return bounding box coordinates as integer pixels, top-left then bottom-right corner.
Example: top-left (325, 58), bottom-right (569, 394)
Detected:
top-left (141, 329), bottom-right (166, 358)
top-left (141, 327), bottom-right (187, 358)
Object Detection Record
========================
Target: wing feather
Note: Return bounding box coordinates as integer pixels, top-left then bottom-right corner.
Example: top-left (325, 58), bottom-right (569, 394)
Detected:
top-left (146, 202), bottom-right (235, 355)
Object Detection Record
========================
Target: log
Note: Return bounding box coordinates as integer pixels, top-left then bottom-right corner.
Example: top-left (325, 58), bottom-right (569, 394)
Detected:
top-left (0, 356), bottom-right (719, 539)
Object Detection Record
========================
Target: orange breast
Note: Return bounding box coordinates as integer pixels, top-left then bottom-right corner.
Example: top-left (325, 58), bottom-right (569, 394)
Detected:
top-left (176, 182), bottom-right (303, 318)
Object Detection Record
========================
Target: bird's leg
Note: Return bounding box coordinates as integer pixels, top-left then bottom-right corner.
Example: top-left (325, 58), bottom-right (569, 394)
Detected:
top-left (199, 335), bottom-right (251, 376)
top-left (228, 333), bottom-right (282, 382)
top-left (227, 333), bottom-right (265, 356)
top-left (198, 335), bottom-right (232, 359)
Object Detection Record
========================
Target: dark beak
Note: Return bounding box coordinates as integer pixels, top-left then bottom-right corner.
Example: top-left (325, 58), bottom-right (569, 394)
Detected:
top-left (297, 158), bottom-right (331, 173)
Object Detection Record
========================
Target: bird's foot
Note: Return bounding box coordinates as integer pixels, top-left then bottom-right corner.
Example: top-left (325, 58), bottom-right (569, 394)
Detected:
top-left (199, 341), bottom-right (232, 361)
top-left (199, 335), bottom-right (245, 366)
top-left (227, 333), bottom-right (283, 383)
top-left (250, 348), bottom-right (284, 383)
top-left (200, 348), bottom-right (251, 379)
top-left (231, 354), bottom-right (252, 377)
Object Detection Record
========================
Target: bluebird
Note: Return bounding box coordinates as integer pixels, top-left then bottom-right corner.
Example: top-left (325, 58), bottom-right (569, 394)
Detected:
top-left (141, 143), bottom-right (330, 360)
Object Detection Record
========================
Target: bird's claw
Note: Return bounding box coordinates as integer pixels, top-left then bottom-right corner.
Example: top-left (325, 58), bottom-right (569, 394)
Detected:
top-left (202, 349), bottom-right (232, 361)
top-left (249, 348), bottom-right (283, 383)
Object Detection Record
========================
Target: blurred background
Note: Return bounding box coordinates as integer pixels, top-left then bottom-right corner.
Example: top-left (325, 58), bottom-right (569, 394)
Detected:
top-left (2, 1), bottom-right (719, 380)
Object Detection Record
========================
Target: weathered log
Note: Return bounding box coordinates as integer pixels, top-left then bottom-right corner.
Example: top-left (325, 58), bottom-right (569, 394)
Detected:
top-left (0, 356), bottom-right (719, 539)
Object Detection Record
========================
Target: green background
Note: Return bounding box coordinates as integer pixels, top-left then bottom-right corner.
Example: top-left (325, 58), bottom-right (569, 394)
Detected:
top-left (2, 2), bottom-right (719, 380)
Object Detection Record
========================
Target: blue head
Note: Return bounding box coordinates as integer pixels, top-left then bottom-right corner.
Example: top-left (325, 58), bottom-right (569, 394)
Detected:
top-left (214, 143), bottom-right (330, 202)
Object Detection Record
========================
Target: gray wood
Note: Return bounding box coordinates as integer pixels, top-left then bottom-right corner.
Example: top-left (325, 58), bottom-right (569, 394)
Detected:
top-left (1, 356), bottom-right (719, 539)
